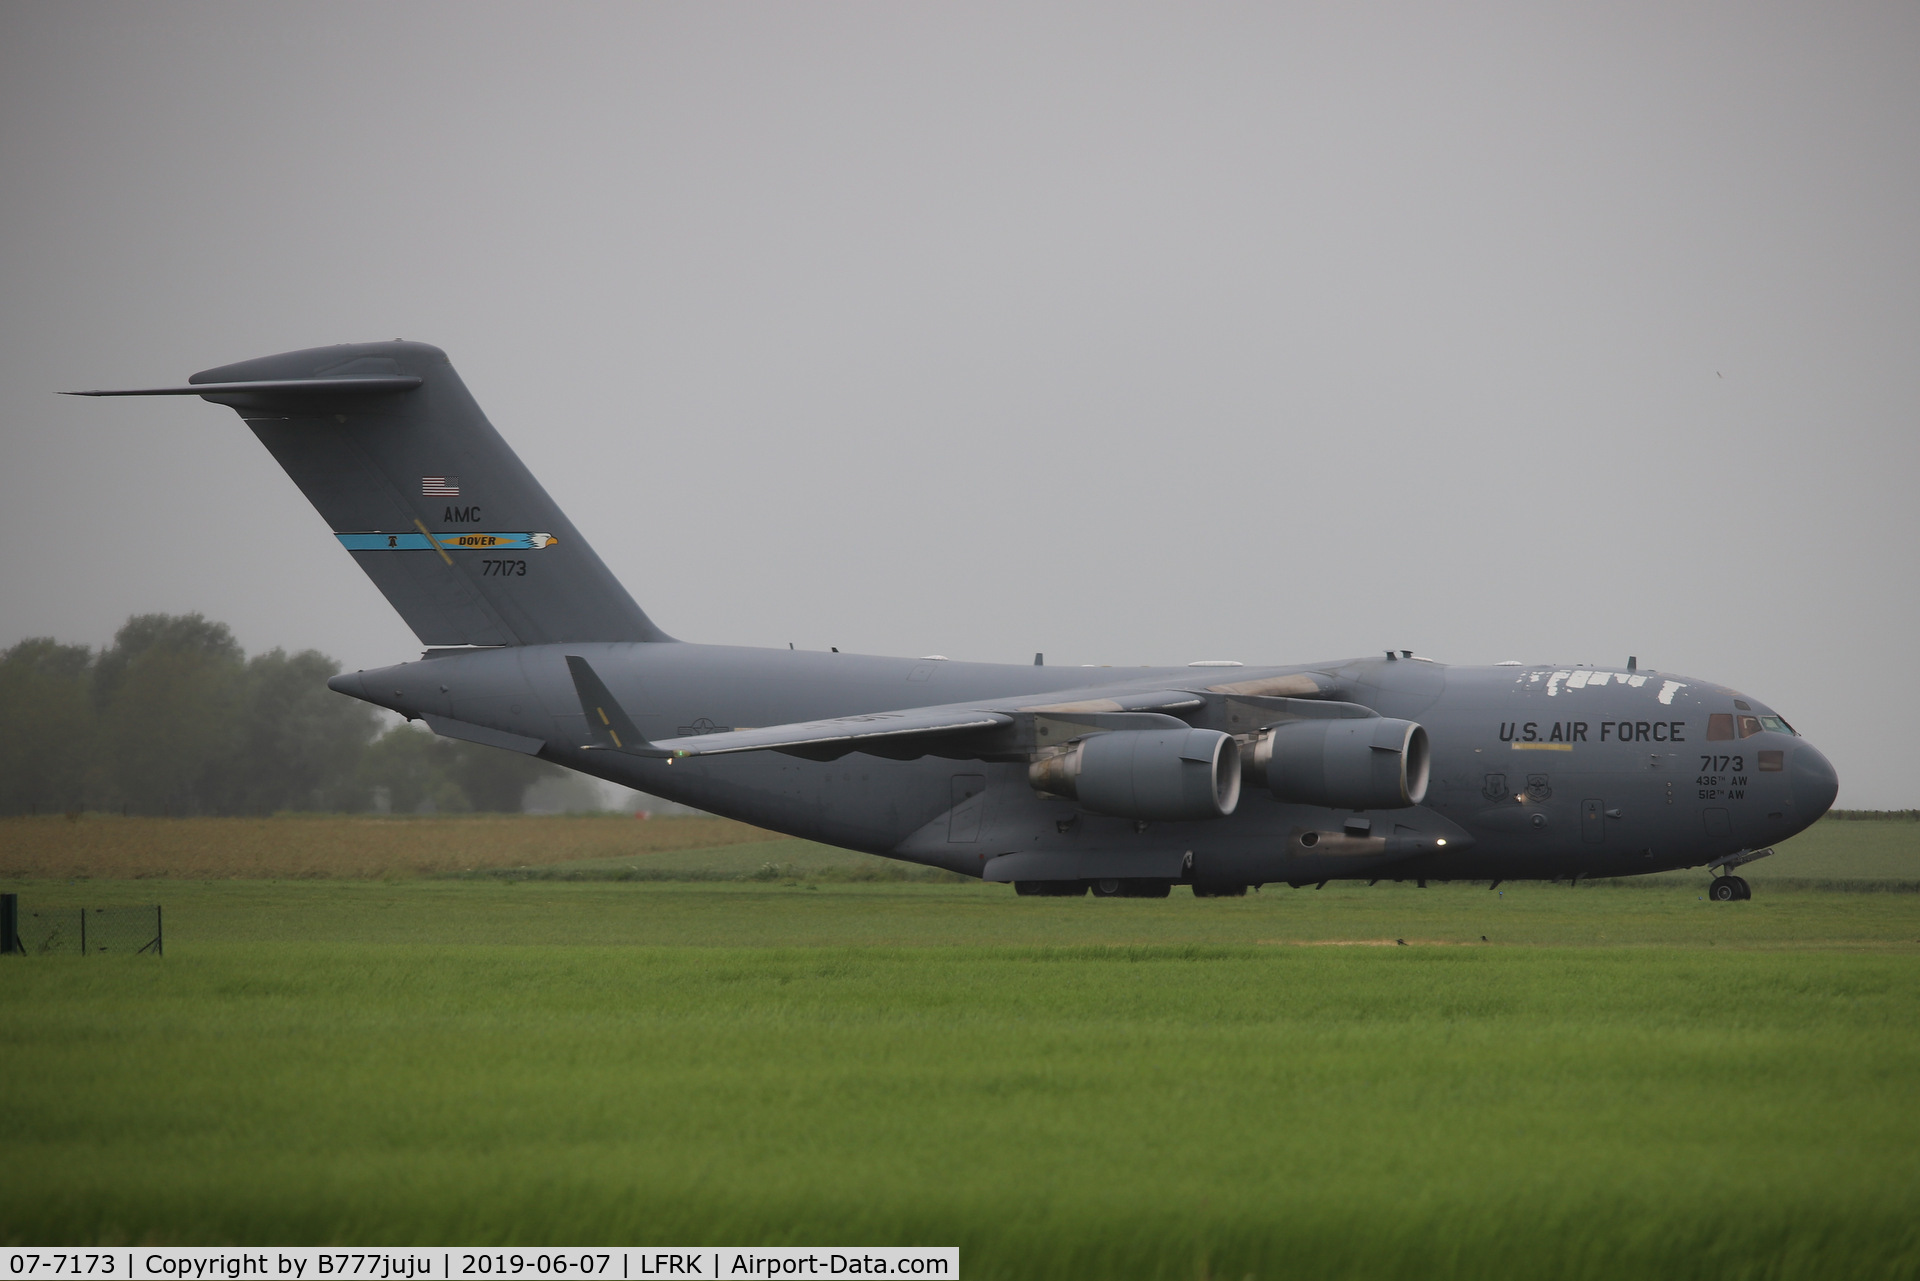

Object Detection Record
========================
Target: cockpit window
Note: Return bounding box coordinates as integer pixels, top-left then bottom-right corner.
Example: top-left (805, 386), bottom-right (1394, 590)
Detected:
top-left (1734, 699), bottom-right (1752, 712)
top-left (1717, 710), bottom-right (1795, 738)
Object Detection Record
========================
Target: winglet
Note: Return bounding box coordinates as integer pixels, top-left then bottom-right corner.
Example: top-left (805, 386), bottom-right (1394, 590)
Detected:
top-left (565, 655), bottom-right (676, 759)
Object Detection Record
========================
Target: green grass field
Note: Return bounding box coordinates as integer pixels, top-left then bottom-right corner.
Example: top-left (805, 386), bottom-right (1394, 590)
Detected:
top-left (3, 818), bottom-right (1919, 1278)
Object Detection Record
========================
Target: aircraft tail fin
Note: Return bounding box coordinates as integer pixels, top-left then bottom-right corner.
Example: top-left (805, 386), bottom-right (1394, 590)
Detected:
top-left (76, 342), bottom-right (668, 647)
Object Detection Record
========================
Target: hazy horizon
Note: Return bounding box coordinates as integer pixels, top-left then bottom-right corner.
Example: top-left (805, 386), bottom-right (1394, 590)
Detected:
top-left (3, 3), bottom-right (1915, 804)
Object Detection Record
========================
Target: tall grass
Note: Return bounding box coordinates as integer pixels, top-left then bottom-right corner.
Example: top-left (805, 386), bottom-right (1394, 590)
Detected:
top-left (0, 814), bottom-right (770, 879)
top-left (4, 813), bottom-right (1917, 1274)
top-left (3, 933), bottom-right (1916, 1277)
top-left (2, 809), bottom-right (1914, 887)
top-left (8, 876), bottom-right (1920, 950)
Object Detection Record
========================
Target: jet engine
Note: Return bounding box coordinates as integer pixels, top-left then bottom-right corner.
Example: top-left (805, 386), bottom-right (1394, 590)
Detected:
top-left (1029, 728), bottom-right (1241, 821)
top-left (1250, 717), bottom-right (1429, 809)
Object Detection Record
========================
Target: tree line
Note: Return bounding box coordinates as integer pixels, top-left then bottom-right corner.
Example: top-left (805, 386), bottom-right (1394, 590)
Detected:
top-left (0, 613), bottom-right (568, 816)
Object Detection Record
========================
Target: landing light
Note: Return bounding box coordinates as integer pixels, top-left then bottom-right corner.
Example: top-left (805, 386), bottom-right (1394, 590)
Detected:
top-left (1436, 839), bottom-right (1448, 847)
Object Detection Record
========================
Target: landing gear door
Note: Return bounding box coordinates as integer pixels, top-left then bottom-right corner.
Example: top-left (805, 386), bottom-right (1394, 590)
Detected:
top-left (949, 774), bottom-right (987, 843)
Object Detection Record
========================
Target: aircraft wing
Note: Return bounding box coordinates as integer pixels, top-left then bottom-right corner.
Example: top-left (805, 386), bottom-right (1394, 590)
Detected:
top-left (564, 656), bottom-right (1351, 765)
top-left (653, 708), bottom-right (1013, 758)
top-left (566, 655), bottom-right (1009, 760)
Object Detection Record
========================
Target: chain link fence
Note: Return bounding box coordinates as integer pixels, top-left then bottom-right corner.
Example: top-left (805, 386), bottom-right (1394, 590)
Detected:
top-left (2, 896), bottom-right (161, 955)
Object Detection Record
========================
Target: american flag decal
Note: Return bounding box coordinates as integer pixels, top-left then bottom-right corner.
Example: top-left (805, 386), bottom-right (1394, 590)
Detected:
top-left (422, 477), bottom-right (460, 496)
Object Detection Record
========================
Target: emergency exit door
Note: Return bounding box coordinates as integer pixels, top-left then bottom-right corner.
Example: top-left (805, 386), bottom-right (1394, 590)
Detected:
top-left (1581, 798), bottom-right (1605, 844)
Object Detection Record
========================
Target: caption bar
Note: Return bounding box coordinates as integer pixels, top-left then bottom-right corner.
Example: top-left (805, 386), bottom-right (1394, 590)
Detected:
top-left (1, 1253), bottom-right (956, 1281)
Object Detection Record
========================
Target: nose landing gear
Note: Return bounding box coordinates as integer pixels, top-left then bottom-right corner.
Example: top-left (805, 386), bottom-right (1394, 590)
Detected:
top-left (1709, 875), bottom-right (1751, 902)
top-left (1707, 847), bottom-right (1772, 900)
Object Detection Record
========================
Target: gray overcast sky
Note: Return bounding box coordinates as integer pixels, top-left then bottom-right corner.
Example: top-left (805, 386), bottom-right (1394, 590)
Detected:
top-left (3, 3), bottom-right (1915, 804)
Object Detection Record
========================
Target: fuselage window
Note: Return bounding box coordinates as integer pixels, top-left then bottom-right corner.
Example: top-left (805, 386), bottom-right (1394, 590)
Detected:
top-left (1706, 713), bottom-right (1735, 741)
top-left (1737, 715), bottom-right (1764, 738)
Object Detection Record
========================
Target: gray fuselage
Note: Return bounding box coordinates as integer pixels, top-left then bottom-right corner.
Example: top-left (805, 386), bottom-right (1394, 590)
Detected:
top-left (331, 644), bottom-right (1838, 887)
top-left (77, 338), bottom-right (1835, 889)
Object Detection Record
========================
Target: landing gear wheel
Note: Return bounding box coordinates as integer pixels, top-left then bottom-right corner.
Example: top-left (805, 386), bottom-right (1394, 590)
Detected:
top-left (1730, 875), bottom-right (1752, 900)
top-left (1092, 879), bottom-right (1173, 898)
top-left (1710, 877), bottom-right (1744, 902)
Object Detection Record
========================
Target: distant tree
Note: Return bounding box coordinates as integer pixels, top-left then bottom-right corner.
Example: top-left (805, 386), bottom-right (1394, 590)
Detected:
top-left (356, 723), bottom-right (566, 814)
top-left (92, 613), bottom-right (242, 708)
top-left (0, 612), bottom-right (564, 816)
top-left (95, 614), bottom-right (245, 814)
top-left (356, 725), bottom-right (461, 814)
top-left (228, 648), bottom-right (382, 813)
top-left (0, 638), bottom-right (97, 814)
top-left (445, 736), bottom-right (566, 812)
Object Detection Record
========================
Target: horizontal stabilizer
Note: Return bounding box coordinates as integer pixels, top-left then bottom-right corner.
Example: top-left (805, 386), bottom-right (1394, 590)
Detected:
top-left (64, 377), bottom-right (423, 398)
top-left (421, 714), bottom-right (546, 757)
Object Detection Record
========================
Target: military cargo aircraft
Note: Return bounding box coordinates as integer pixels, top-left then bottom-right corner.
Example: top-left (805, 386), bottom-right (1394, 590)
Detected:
top-left (74, 342), bottom-right (1837, 899)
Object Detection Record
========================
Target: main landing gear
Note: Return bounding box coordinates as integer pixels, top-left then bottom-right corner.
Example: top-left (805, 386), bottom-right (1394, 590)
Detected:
top-left (1709, 875), bottom-right (1751, 902)
top-left (1012, 879), bottom-right (1174, 897)
top-left (1094, 878), bottom-right (1171, 898)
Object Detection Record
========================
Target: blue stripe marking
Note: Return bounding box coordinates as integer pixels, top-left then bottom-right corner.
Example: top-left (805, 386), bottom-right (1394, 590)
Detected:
top-left (337, 532), bottom-right (434, 550)
top-left (335, 532), bottom-right (556, 551)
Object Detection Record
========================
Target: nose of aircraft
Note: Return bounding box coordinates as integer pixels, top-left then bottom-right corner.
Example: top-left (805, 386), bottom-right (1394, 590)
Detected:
top-left (1791, 742), bottom-right (1840, 818)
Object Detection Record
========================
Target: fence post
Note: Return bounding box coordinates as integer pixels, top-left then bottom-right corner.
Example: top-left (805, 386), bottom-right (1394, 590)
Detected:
top-left (1, 894), bottom-right (17, 955)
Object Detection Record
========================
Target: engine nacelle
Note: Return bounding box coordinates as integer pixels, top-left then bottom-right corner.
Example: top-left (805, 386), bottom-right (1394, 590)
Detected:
top-left (1251, 717), bottom-right (1429, 809)
top-left (1029, 728), bottom-right (1242, 821)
